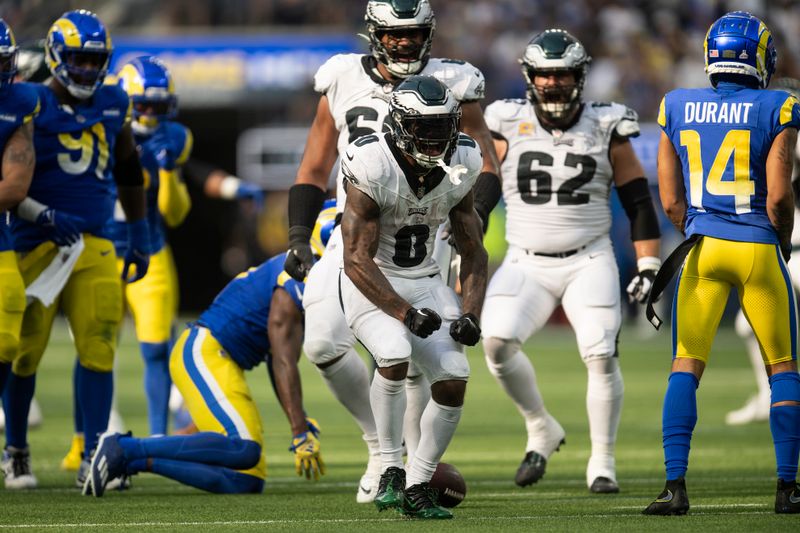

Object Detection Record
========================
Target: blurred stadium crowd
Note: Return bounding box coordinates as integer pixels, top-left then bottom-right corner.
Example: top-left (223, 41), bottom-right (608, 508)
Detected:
top-left (5, 0), bottom-right (800, 120)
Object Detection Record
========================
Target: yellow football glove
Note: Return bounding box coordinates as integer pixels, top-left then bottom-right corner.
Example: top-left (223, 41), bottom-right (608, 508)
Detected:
top-left (290, 431), bottom-right (325, 480)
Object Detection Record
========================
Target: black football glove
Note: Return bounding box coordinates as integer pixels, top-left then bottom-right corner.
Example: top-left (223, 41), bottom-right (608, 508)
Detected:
top-left (449, 313), bottom-right (481, 346)
top-left (284, 226), bottom-right (315, 281)
top-left (404, 307), bottom-right (442, 338)
top-left (626, 257), bottom-right (661, 304)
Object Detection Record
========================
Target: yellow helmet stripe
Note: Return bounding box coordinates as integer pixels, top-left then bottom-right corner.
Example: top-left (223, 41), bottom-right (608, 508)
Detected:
top-left (757, 22), bottom-right (771, 74)
top-left (50, 18), bottom-right (82, 48)
top-left (118, 64), bottom-right (145, 96)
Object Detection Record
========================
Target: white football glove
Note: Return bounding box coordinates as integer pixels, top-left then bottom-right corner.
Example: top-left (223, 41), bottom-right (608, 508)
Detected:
top-left (626, 256), bottom-right (661, 304)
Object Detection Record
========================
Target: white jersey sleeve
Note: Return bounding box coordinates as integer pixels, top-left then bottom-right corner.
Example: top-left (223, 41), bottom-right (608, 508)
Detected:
top-left (484, 98), bottom-right (528, 139)
top-left (424, 58), bottom-right (486, 102)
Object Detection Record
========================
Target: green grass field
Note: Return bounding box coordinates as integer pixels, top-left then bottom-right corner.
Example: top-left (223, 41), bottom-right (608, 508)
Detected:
top-left (1, 318), bottom-right (798, 532)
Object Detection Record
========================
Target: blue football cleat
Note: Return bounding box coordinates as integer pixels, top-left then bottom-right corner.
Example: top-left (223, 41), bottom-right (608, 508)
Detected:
top-left (84, 432), bottom-right (128, 497)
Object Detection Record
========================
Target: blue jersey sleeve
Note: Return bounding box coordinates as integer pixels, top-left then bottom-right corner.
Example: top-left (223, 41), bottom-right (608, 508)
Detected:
top-left (276, 270), bottom-right (305, 311)
top-left (773, 91), bottom-right (800, 134)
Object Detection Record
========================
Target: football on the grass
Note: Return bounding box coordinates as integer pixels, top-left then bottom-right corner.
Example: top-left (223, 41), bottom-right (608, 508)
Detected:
top-left (429, 462), bottom-right (466, 507)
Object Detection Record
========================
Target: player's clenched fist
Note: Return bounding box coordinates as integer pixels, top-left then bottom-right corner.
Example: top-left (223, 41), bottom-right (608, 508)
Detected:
top-left (284, 226), bottom-right (316, 281)
top-left (290, 431), bottom-right (325, 481)
top-left (450, 313), bottom-right (481, 346)
top-left (404, 307), bottom-right (442, 338)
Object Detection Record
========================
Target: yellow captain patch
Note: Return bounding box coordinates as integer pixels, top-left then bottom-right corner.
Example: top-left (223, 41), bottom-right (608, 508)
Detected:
top-left (518, 122), bottom-right (534, 135)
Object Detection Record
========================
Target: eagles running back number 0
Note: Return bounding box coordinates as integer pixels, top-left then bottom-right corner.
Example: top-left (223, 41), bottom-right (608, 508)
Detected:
top-left (343, 133), bottom-right (431, 268)
top-left (517, 151), bottom-right (596, 205)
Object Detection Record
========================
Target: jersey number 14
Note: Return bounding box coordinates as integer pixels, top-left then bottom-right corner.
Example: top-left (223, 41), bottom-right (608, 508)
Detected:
top-left (680, 129), bottom-right (754, 214)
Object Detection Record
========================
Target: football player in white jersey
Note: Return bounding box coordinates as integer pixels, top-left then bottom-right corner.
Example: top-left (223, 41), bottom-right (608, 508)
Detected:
top-left (282, 0), bottom-right (501, 503)
top-left (727, 77), bottom-right (800, 426)
top-left (480, 29), bottom-right (661, 494)
top-left (340, 75), bottom-right (486, 519)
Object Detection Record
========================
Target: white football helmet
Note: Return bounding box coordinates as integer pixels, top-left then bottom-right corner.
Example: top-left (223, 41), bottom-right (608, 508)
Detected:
top-left (388, 75), bottom-right (461, 169)
top-left (520, 29), bottom-right (591, 124)
top-left (364, 0), bottom-right (435, 78)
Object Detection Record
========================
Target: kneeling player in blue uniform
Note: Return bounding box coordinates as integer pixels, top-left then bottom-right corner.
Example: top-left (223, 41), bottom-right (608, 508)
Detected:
top-left (643, 12), bottom-right (800, 515)
top-left (82, 202), bottom-right (337, 496)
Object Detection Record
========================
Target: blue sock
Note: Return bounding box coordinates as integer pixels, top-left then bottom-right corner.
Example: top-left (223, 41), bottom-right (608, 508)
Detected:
top-left (77, 364), bottom-right (112, 454)
top-left (662, 371), bottom-right (699, 480)
top-left (118, 432), bottom-right (261, 470)
top-left (0, 362), bottom-right (10, 397)
top-left (2, 373), bottom-right (36, 449)
top-left (140, 342), bottom-right (171, 436)
top-left (72, 358), bottom-right (83, 434)
top-left (147, 458), bottom-right (264, 493)
top-left (768, 371), bottom-right (800, 482)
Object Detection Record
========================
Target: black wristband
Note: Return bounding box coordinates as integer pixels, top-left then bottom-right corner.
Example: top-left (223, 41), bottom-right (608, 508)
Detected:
top-left (288, 184), bottom-right (327, 230)
top-left (472, 171), bottom-right (502, 225)
top-left (288, 225), bottom-right (312, 247)
top-left (617, 177), bottom-right (661, 241)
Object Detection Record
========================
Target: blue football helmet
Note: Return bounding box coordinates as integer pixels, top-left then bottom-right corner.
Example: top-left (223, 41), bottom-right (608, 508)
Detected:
top-left (117, 56), bottom-right (177, 136)
top-left (310, 199), bottom-right (337, 258)
top-left (0, 19), bottom-right (18, 91)
top-left (45, 10), bottom-right (112, 99)
top-left (705, 11), bottom-right (776, 89)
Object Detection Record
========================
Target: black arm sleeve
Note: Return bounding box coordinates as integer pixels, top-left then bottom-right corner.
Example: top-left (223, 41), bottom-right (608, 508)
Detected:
top-left (113, 149), bottom-right (144, 187)
top-left (472, 171), bottom-right (502, 231)
top-left (288, 183), bottom-right (327, 231)
top-left (617, 177), bottom-right (661, 241)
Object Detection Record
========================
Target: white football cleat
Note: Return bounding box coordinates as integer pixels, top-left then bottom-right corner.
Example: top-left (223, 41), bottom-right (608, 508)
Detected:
top-left (357, 449), bottom-right (381, 503)
top-left (726, 394), bottom-right (770, 426)
top-left (2, 446), bottom-right (38, 489)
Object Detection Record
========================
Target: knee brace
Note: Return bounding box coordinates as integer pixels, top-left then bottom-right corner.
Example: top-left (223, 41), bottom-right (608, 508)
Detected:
top-left (769, 371), bottom-right (800, 404)
top-left (483, 336), bottom-right (521, 365)
top-left (585, 356), bottom-right (620, 375)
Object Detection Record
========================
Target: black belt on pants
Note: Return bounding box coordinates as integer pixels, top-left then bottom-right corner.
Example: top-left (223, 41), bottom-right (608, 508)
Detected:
top-left (526, 246), bottom-right (585, 258)
top-left (645, 234), bottom-right (703, 330)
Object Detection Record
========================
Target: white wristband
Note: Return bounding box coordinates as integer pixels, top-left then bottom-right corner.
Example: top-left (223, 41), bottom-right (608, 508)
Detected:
top-left (637, 256), bottom-right (662, 272)
top-left (16, 197), bottom-right (49, 222)
top-left (219, 176), bottom-right (241, 200)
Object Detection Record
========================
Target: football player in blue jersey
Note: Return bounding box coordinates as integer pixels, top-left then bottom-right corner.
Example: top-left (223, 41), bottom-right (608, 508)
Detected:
top-left (2, 9), bottom-right (150, 489)
top-left (60, 55), bottom-right (193, 472)
top-left (82, 203), bottom-right (336, 497)
top-left (0, 18), bottom-right (40, 489)
top-left (643, 11), bottom-right (800, 515)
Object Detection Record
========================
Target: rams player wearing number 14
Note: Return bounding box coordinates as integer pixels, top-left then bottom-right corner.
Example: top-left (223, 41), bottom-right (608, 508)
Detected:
top-left (2, 10), bottom-right (149, 489)
top-left (643, 11), bottom-right (800, 515)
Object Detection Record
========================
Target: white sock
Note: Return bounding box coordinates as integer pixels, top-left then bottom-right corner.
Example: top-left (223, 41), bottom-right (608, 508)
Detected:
top-left (484, 338), bottom-right (546, 420)
top-left (407, 400), bottom-right (462, 487)
top-left (403, 372), bottom-right (430, 465)
top-left (370, 370), bottom-right (406, 471)
top-left (585, 358), bottom-right (624, 459)
top-left (319, 349), bottom-right (378, 449)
